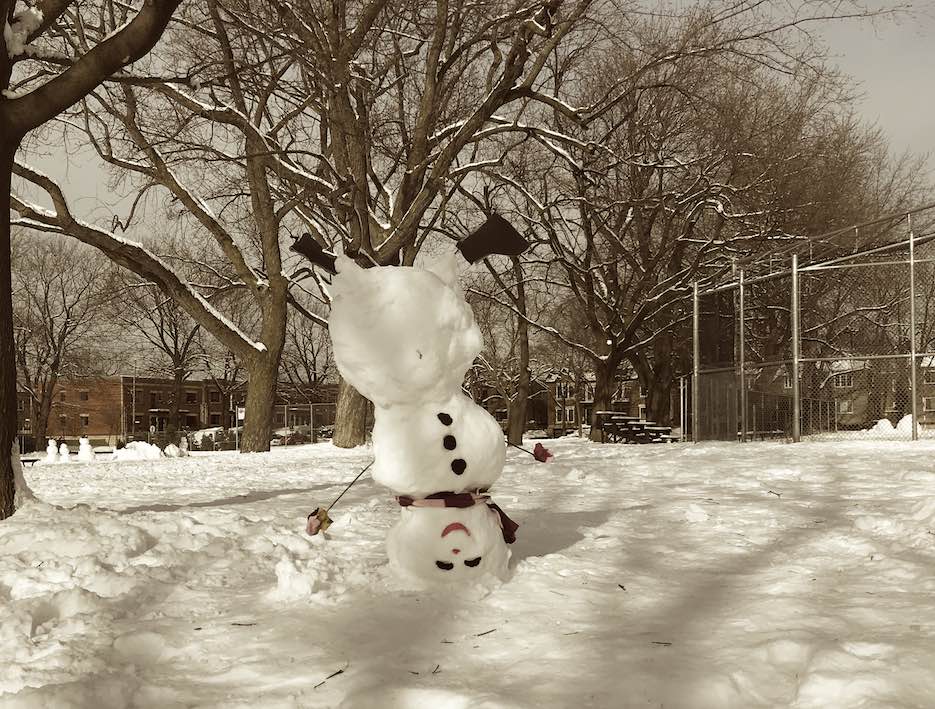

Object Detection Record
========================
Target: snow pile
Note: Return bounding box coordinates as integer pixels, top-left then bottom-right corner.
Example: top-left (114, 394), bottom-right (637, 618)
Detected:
top-left (871, 418), bottom-right (895, 433)
top-left (163, 443), bottom-right (182, 458)
top-left (190, 427), bottom-right (222, 447)
top-left (4, 440), bottom-right (935, 707)
top-left (111, 441), bottom-right (164, 461)
top-left (11, 441), bottom-right (34, 506)
top-left (896, 414), bottom-right (914, 434)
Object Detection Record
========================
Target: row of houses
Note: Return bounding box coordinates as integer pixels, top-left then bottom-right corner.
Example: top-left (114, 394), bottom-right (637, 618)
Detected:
top-left (25, 360), bottom-right (915, 449)
top-left (15, 376), bottom-right (337, 449)
top-left (474, 372), bottom-right (659, 435)
top-left (747, 359), bottom-right (935, 429)
top-left (16, 369), bottom-right (659, 448)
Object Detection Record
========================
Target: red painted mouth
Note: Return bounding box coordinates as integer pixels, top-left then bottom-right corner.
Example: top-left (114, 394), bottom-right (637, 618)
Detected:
top-left (441, 522), bottom-right (470, 538)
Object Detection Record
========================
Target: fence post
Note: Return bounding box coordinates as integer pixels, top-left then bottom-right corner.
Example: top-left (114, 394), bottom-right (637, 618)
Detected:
top-left (909, 212), bottom-right (919, 441)
top-left (739, 270), bottom-right (747, 442)
top-left (679, 376), bottom-right (686, 442)
top-left (692, 281), bottom-right (700, 443)
top-left (791, 254), bottom-right (801, 442)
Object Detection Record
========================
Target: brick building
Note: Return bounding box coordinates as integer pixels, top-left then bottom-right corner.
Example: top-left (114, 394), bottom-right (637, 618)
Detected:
top-left (15, 375), bottom-right (338, 450)
top-left (476, 370), bottom-right (640, 436)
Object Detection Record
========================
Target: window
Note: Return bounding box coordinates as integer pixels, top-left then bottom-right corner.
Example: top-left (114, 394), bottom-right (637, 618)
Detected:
top-left (639, 404), bottom-right (646, 420)
top-left (565, 406), bottom-right (576, 423)
top-left (639, 385), bottom-right (647, 398)
top-left (185, 391), bottom-right (197, 404)
top-left (783, 373), bottom-right (793, 389)
top-left (209, 414), bottom-right (221, 425)
top-left (555, 406), bottom-right (564, 423)
top-left (837, 400), bottom-right (854, 414)
top-left (80, 414), bottom-right (89, 428)
top-left (583, 383), bottom-right (595, 401)
top-left (556, 382), bottom-right (572, 399)
top-left (150, 392), bottom-right (158, 408)
top-left (495, 409), bottom-right (508, 422)
top-left (79, 391), bottom-right (89, 401)
top-left (59, 391), bottom-right (66, 402)
top-left (24, 418), bottom-right (31, 432)
top-left (209, 391), bottom-right (221, 403)
top-left (16, 399), bottom-right (24, 411)
top-left (925, 369), bottom-right (935, 385)
top-left (275, 413), bottom-right (284, 424)
top-left (185, 415), bottom-right (198, 429)
top-left (833, 373), bottom-right (854, 388)
top-left (924, 397), bottom-right (935, 412)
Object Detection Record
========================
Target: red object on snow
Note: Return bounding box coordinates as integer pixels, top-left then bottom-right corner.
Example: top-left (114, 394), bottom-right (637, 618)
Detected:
top-left (533, 443), bottom-right (554, 463)
top-left (306, 507), bottom-right (333, 535)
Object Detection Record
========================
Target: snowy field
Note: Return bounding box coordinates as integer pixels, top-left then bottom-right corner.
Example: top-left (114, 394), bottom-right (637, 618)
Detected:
top-left (3, 438), bottom-right (935, 708)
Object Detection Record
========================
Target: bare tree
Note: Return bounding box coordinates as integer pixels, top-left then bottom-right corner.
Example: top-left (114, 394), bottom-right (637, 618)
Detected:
top-left (11, 233), bottom-right (115, 446)
top-left (11, 0), bottom-right (599, 449)
top-left (114, 277), bottom-right (202, 438)
top-left (480, 5), bottom-right (909, 436)
top-left (280, 307), bottom-right (333, 401)
top-left (467, 260), bottom-right (550, 444)
top-left (0, 0), bottom-right (183, 516)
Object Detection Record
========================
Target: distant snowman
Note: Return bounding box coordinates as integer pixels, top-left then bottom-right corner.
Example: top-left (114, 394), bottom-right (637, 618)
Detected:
top-left (58, 441), bottom-right (70, 462)
top-left (77, 437), bottom-right (94, 462)
top-left (328, 253), bottom-right (517, 583)
top-left (44, 439), bottom-right (58, 464)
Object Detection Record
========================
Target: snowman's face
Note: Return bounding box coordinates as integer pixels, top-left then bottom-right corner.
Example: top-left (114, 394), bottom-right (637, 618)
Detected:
top-left (329, 260), bottom-right (481, 407)
top-left (387, 504), bottom-right (510, 583)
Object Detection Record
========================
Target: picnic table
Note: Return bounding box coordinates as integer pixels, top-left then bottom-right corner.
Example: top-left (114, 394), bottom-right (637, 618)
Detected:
top-left (19, 457), bottom-right (40, 466)
top-left (595, 411), bottom-right (674, 444)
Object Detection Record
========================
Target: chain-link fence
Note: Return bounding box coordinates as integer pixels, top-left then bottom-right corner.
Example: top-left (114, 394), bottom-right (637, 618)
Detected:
top-left (690, 204), bottom-right (935, 443)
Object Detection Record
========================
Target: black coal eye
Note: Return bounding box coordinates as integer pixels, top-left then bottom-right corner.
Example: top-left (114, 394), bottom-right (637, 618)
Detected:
top-left (464, 557), bottom-right (482, 568)
top-left (435, 561), bottom-right (454, 571)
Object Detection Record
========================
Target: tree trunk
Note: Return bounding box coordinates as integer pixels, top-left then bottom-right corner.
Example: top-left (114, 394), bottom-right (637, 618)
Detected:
top-left (241, 352), bottom-right (277, 452)
top-left (1, 142), bottom-right (19, 519)
top-left (507, 257), bottom-right (529, 446)
top-left (34, 393), bottom-right (52, 449)
top-left (333, 376), bottom-right (370, 448)
top-left (169, 368), bottom-right (184, 442)
top-left (589, 360), bottom-right (615, 442)
top-left (33, 374), bottom-right (57, 447)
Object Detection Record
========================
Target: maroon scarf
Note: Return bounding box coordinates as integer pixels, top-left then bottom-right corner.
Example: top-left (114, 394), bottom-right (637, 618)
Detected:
top-left (396, 490), bottom-right (518, 544)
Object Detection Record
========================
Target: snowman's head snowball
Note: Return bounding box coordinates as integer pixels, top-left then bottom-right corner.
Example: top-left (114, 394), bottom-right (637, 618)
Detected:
top-left (329, 256), bottom-right (481, 406)
top-left (387, 504), bottom-right (511, 583)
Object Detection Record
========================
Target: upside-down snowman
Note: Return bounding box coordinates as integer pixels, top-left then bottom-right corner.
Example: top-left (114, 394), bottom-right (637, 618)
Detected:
top-left (300, 216), bottom-right (530, 583)
top-left (327, 253), bottom-right (518, 582)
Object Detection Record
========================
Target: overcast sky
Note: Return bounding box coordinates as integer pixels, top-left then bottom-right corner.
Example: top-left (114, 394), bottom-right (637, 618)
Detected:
top-left (20, 4), bottom-right (935, 223)
top-left (818, 5), bottom-right (935, 159)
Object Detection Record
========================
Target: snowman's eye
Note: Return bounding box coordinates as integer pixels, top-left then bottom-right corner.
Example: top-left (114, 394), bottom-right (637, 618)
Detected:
top-left (435, 561), bottom-right (454, 571)
top-left (464, 557), bottom-right (482, 567)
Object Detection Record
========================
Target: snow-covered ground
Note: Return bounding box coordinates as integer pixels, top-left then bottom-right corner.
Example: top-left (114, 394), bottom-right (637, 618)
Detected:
top-left (3, 438), bottom-right (935, 708)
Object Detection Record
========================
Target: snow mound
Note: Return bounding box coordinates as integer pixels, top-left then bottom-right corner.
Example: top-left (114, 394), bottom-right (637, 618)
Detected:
top-left (340, 686), bottom-right (525, 709)
top-left (872, 418), bottom-right (895, 433)
top-left (111, 441), bottom-right (164, 461)
top-left (896, 414), bottom-right (914, 434)
top-left (163, 443), bottom-right (181, 458)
